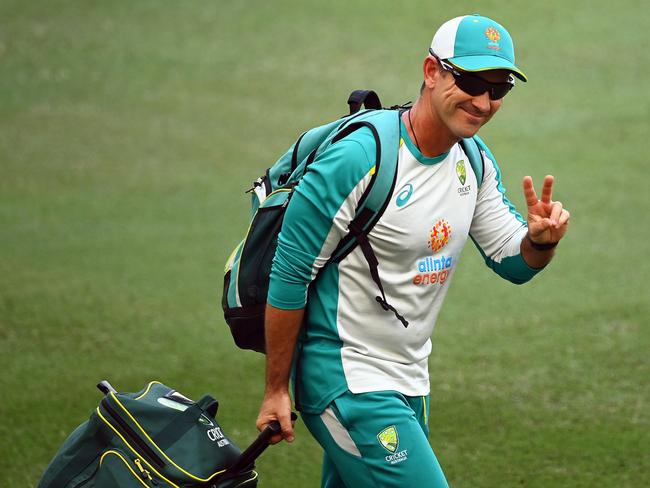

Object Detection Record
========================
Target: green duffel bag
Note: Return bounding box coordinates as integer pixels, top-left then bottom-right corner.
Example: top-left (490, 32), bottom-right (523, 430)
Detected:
top-left (38, 381), bottom-right (258, 488)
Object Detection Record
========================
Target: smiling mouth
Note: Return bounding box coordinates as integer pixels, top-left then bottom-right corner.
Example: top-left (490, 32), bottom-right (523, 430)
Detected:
top-left (460, 107), bottom-right (487, 121)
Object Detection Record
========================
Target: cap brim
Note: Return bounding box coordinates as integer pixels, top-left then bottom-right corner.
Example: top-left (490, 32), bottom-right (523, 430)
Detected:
top-left (447, 55), bottom-right (528, 82)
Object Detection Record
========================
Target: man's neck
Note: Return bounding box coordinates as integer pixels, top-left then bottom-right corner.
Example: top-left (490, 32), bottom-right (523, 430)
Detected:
top-left (403, 99), bottom-right (458, 158)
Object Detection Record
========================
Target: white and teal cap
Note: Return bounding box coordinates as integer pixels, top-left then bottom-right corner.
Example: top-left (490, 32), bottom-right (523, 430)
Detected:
top-left (430, 14), bottom-right (528, 81)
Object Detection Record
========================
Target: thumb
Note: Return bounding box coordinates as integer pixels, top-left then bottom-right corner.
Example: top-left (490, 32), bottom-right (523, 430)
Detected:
top-left (278, 410), bottom-right (295, 443)
top-left (528, 217), bottom-right (552, 239)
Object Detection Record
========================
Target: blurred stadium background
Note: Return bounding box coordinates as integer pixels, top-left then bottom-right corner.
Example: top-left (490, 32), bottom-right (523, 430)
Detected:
top-left (1, 0), bottom-right (648, 486)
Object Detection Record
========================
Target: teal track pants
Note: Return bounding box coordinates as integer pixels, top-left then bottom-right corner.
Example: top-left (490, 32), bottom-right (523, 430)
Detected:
top-left (301, 390), bottom-right (449, 488)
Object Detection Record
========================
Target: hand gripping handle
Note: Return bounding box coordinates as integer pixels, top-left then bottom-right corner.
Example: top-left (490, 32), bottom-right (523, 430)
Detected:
top-left (225, 413), bottom-right (297, 475)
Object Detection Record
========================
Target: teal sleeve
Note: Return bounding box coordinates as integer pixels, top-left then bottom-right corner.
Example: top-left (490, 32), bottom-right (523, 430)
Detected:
top-left (267, 128), bottom-right (376, 309)
top-left (470, 235), bottom-right (543, 285)
top-left (470, 136), bottom-right (544, 284)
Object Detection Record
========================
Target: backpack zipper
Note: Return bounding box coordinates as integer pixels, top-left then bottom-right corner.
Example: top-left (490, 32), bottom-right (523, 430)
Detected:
top-left (101, 399), bottom-right (165, 469)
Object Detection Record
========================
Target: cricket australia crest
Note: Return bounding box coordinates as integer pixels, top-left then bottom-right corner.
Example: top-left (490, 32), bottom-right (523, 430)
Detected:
top-left (456, 160), bottom-right (467, 185)
top-left (377, 426), bottom-right (399, 453)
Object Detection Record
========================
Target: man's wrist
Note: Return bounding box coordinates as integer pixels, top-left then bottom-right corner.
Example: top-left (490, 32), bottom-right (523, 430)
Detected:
top-left (264, 383), bottom-right (290, 396)
top-left (525, 233), bottom-right (558, 251)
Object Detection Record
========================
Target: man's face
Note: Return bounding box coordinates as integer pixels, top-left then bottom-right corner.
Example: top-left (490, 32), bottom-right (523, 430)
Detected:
top-left (427, 57), bottom-right (512, 139)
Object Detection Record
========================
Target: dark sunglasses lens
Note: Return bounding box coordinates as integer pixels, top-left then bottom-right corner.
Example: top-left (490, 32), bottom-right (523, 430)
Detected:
top-left (489, 84), bottom-right (512, 100)
top-left (453, 75), bottom-right (485, 97)
top-left (454, 73), bottom-right (512, 100)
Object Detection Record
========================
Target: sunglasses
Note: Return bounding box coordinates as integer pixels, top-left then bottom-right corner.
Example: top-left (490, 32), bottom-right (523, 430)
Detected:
top-left (429, 49), bottom-right (515, 100)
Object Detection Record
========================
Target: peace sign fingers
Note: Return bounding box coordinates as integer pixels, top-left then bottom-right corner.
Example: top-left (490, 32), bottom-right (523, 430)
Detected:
top-left (523, 176), bottom-right (539, 207)
top-left (523, 175), bottom-right (555, 208)
top-left (540, 175), bottom-right (554, 204)
top-left (520, 174), bottom-right (570, 256)
top-left (523, 175), bottom-right (554, 238)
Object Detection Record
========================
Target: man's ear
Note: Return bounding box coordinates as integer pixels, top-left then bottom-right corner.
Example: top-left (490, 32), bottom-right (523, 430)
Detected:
top-left (423, 56), bottom-right (438, 90)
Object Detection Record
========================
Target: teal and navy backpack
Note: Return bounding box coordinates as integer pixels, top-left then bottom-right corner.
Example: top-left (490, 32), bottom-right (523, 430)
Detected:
top-left (222, 90), bottom-right (485, 353)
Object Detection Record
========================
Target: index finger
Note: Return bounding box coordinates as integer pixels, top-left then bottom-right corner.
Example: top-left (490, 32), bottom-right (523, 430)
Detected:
top-left (540, 175), bottom-right (554, 204)
top-left (522, 176), bottom-right (538, 207)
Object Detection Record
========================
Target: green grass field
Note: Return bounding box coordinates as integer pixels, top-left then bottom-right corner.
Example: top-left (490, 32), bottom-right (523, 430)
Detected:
top-left (1, 0), bottom-right (648, 486)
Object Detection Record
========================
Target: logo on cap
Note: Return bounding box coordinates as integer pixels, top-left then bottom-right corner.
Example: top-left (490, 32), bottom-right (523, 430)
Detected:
top-left (485, 27), bottom-right (501, 50)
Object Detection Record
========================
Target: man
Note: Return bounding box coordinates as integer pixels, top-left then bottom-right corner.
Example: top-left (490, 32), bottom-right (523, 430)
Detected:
top-left (256, 14), bottom-right (570, 487)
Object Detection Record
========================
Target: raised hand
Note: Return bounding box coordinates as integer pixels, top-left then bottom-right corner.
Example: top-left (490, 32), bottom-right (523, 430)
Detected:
top-left (523, 175), bottom-right (570, 245)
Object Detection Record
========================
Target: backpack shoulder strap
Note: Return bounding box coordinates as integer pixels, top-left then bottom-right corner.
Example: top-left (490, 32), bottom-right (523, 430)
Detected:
top-left (329, 110), bottom-right (408, 327)
top-left (460, 136), bottom-right (485, 188)
top-left (330, 110), bottom-right (400, 261)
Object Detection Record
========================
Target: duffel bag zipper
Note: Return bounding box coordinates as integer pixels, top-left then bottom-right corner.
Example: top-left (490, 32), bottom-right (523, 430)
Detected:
top-left (135, 458), bottom-right (159, 486)
top-left (101, 399), bottom-right (165, 469)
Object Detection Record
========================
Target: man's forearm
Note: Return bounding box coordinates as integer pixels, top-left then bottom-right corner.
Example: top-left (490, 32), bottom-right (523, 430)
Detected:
top-left (264, 304), bottom-right (305, 393)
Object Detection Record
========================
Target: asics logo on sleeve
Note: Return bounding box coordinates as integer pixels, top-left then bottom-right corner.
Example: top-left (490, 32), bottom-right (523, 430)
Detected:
top-left (395, 183), bottom-right (414, 207)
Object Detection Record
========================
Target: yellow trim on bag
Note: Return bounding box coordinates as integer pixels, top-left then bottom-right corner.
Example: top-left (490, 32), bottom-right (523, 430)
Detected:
top-left (422, 396), bottom-right (427, 425)
top-left (108, 392), bottom-right (227, 482)
top-left (134, 381), bottom-right (162, 400)
top-left (235, 470), bottom-right (259, 487)
top-left (224, 240), bottom-right (244, 273)
top-left (263, 187), bottom-right (292, 197)
top-left (99, 450), bottom-right (150, 488)
top-left (96, 408), bottom-right (179, 488)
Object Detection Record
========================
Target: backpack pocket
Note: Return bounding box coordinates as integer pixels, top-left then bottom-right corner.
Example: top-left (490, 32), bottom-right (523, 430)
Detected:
top-left (237, 189), bottom-right (291, 308)
top-left (93, 449), bottom-right (259, 488)
top-left (222, 188), bottom-right (293, 353)
top-left (94, 450), bottom-right (175, 487)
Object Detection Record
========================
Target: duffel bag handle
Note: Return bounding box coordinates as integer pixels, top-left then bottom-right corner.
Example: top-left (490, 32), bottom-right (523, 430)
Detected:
top-left (197, 394), bottom-right (219, 418)
top-left (224, 412), bottom-right (298, 476)
top-left (97, 380), bottom-right (117, 395)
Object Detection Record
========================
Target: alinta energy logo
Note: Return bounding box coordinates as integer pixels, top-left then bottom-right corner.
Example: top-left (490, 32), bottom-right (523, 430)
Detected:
top-left (485, 26), bottom-right (501, 51)
top-left (413, 219), bottom-right (453, 286)
top-left (428, 219), bottom-right (451, 253)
